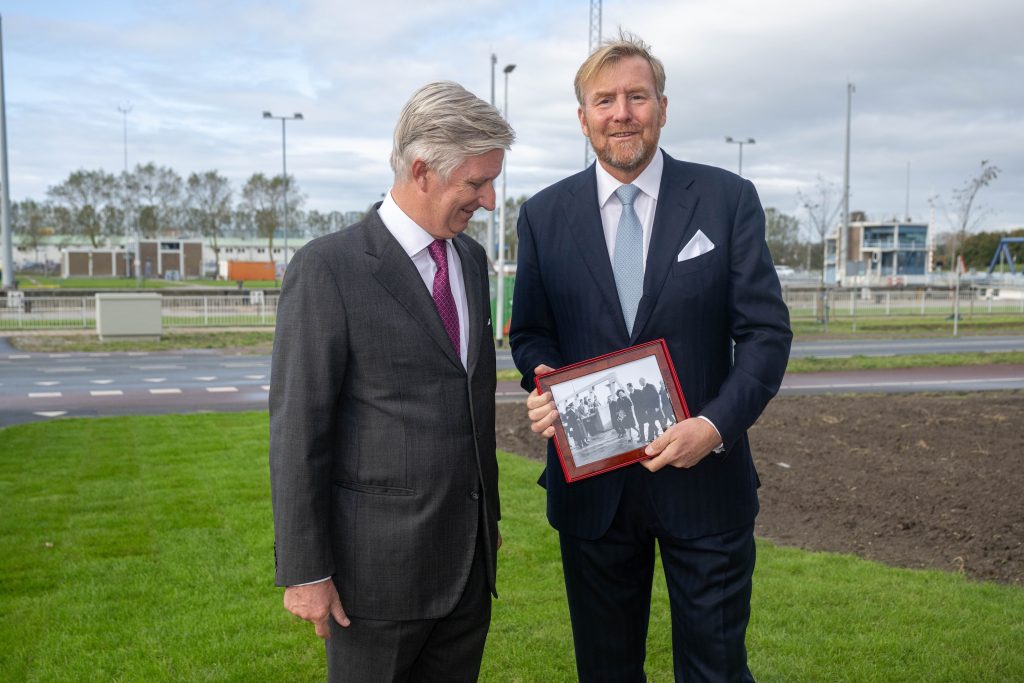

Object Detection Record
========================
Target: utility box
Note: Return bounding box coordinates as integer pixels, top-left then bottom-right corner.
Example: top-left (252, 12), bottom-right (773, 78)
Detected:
top-left (95, 293), bottom-right (163, 340)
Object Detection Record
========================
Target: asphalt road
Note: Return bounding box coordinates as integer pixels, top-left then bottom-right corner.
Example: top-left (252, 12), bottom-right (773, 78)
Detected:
top-left (2, 335), bottom-right (1023, 428)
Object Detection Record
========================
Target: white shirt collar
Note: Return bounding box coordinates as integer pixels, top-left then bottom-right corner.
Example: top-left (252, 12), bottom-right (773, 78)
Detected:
top-left (377, 190), bottom-right (442, 257)
top-left (595, 148), bottom-right (664, 208)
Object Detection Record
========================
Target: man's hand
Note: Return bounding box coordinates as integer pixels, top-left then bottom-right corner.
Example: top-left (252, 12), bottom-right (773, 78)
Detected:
top-left (526, 364), bottom-right (558, 439)
top-left (283, 579), bottom-right (350, 639)
top-left (642, 417), bottom-right (721, 472)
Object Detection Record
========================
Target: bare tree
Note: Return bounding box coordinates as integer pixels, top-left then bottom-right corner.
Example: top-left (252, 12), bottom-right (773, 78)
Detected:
top-left (764, 207), bottom-right (802, 266)
top-left (797, 176), bottom-right (842, 283)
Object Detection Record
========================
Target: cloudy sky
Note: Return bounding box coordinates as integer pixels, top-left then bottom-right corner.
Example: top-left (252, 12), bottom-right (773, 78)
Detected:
top-left (2, 0), bottom-right (1022, 237)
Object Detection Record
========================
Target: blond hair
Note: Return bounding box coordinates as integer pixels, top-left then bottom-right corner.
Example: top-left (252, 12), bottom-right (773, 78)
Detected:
top-left (574, 31), bottom-right (666, 105)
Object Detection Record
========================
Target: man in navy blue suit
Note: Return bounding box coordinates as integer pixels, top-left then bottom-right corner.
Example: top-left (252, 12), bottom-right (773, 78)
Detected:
top-left (510, 33), bottom-right (791, 682)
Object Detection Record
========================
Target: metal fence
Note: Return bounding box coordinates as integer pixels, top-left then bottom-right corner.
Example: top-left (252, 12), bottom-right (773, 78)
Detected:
top-left (0, 294), bottom-right (279, 331)
top-left (1, 289), bottom-right (1023, 331)
top-left (785, 289), bottom-right (1024, 321)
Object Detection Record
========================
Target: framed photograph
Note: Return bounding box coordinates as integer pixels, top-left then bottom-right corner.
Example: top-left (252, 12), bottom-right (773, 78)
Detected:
top-left (535, 339), bottom-right (690, 483)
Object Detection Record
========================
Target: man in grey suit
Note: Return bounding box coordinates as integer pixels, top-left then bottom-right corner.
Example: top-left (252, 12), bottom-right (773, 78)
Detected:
top-left (269, 81), bottom-right (514, 682)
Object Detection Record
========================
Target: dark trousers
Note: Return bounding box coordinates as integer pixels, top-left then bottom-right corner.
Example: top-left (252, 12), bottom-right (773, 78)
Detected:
top-left (558, 468), bottom-right (756, 682)
top-left (326, 531), bottom-right (491, 682)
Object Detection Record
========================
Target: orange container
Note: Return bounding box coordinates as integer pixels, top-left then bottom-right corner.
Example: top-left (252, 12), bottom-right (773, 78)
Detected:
top-left (226, 261), bottom-right (276, 281)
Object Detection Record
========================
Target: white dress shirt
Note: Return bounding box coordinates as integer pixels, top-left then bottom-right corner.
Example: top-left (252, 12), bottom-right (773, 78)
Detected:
top-left (595, 147), bottom-right (663, 269)
top-left (378, 190), bottom-right (470, 368)
top-left (594, 151), bottom-right (723, 450)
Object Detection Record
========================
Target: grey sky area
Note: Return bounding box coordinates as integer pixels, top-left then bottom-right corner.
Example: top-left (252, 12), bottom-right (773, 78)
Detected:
top-left (3, 0), bottom-right (1022, 236)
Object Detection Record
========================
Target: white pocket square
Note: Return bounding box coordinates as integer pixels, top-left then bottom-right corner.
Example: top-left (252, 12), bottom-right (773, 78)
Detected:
top-left (677, 229), bottom-right (715, 261)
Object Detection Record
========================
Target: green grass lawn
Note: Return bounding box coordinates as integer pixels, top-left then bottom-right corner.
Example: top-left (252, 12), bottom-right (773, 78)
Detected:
top-left (1, 413), bottom-right (1021, 681)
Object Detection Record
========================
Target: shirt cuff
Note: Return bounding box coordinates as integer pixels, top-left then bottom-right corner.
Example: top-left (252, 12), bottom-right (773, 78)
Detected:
top-left (696, 415), bottom-right (725, 453)
top-left (291, 577), bottom-right (331, 587)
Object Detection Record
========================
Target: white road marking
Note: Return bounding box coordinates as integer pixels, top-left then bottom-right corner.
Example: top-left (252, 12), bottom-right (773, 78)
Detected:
top-left (49, 353), bottom-right (72, 358)
top-left (29, 392), bottom-right (62, 398)
top-left (782, 376), bottom-right (1024, 390)
top-left (88, 353), bottom-right (111, 357)
top-left (131, 364), bottom-right (185, 370)
top-left (90, 390), bottom-right (124, 397)
top-left (127, 352), bottom-right (149, 356)
top-left (222, 362), bottom-right (268, 368)
top-left (35, 381), bottom-right (60, 386)
top-left (245, 374), bottom-right (266, 380)
top-left (90, 379), bottom-right (114, 385)
top-left (149, 388), bottom-right (182, 395)
top-left (206, 387), bottom-right (238, 393)
top-left (40, 367), bottom-right (92, 373)
top-left (8, 354), bottom-right (31, 359)
top-left (143, 378), bottom-right (167, 383)
top-left (261, 385), bottom-right (271, 391)
top-left (34, 411), bottom-right (67, 418)
top-left (195, 376), bottom-right (217, 381)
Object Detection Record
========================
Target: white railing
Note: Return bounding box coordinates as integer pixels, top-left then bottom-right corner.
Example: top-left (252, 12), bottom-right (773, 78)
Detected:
top-left (2, 289), bottom-right (1022, 331)
top-left (0, 294), bottom-right (279, 330)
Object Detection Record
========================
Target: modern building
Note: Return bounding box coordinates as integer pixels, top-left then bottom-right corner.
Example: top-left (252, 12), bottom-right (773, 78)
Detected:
top-left (825, 220), bottom-right (932, 286)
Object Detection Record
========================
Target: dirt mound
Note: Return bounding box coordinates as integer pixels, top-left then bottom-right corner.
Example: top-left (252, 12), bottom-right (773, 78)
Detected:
top-left (496, 392), bottom-right (1024, 585)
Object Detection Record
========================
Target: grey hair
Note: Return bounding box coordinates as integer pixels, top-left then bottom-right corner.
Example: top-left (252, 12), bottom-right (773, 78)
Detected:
top-left (390, 81), bottom-right (515, 181)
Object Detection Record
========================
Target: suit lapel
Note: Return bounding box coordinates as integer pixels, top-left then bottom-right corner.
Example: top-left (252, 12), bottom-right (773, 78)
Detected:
top-left (631, 155), bottom-right (700, 343)
top-left (366, 213), bottom-right (464, 372)
top-left (453, 235), bottom-right (483, 377)
top-left (566, 167), bottom-right (629, 331)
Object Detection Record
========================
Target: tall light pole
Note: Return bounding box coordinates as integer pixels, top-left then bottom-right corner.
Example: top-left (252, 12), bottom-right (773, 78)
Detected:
top-left (0, 14), bottom-right (13, 291)
top-left (487, 53), bottom-right (497, 262)
top-left (496, 63), bottom-right (515, 347)
top-left (262, 111), bottom-right (303, 278)
top-left (839, 82), bottom-right (855, 287)
top-left (117, 102), bottom-right (132, 278)
top-left (724, 136), bottom-right (755, 177)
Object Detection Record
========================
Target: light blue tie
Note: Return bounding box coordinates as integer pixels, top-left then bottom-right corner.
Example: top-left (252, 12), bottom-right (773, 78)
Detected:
top-left (612, 184), bottom-right (644, 335)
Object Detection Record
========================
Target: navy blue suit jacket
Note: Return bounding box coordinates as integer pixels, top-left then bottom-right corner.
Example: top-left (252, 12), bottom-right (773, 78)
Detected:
top-left (510, 151), bottom-right (792, 540)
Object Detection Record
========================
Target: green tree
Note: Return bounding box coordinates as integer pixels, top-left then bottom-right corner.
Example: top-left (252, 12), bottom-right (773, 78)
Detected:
top-left (238, 173), bottom-right (305, 259)
top-left (764, 207), bottom-right (802, 266)
top-left (11, 199), bottom-right (53, 265)
top-left (184, 171), bottom-right (233, 273)
top-left (46, 169), bottom-right (118, 247)
top-left (124, 163), bottom-right (184, 238)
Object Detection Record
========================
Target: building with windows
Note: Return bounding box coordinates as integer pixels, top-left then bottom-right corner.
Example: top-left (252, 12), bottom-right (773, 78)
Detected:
top-left (825, 220), bottom-right (932, 286)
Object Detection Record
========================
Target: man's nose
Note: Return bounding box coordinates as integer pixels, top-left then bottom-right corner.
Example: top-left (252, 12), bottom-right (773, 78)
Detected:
top-left (611, 95), bottom-right (633, 121)
top-left (480, 181), bottom-right (497, 211)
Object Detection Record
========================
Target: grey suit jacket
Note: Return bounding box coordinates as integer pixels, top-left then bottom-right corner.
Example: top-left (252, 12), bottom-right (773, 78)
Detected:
top-left (269, 207), bottom-right (499, 621)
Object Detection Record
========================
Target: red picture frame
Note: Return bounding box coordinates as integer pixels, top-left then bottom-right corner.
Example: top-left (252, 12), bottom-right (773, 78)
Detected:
top-left (535, 339), bottom-right (690, 483)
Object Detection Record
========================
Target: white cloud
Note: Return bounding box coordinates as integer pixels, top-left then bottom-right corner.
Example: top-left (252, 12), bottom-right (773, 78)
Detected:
top-left (1, 0), bottom-right (1022, 230)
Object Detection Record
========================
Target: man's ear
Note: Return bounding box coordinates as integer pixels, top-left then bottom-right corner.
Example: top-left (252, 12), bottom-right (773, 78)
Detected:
top-left (411, 158), bottom-right (430, 191)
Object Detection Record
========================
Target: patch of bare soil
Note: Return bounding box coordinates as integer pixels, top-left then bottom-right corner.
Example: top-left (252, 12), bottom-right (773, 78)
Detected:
top-left (496, 392), bottom-right (1024, 585)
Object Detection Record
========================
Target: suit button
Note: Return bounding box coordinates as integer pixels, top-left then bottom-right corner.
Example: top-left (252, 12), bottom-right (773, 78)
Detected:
top-left (469, 491), bottom-right (480, 501)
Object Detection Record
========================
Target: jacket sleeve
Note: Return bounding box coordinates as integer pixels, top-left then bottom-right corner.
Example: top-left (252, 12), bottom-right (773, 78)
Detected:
top-left (699, 179), bottom-right (792, 445)
top-left (509, 199), bottom-right (565, 391)
top-left (269, 246), bottom-right (348, 586)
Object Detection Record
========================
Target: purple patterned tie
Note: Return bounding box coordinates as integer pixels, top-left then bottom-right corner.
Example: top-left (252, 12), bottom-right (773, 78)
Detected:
top-left (427, 239), bottom-right (460, 356)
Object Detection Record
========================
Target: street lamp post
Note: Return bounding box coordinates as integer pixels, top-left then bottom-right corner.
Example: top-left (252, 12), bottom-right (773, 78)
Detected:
top-left (487, 54), bottom-right (497, 263)
top-left (117, 102), bottom-right (132, 279)
top-left (262, 111), bottom-right (303, 279)
top-left (724, 136), bottom-right (755, 177)
top-left (496, 63), bottom-right (515, 347)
